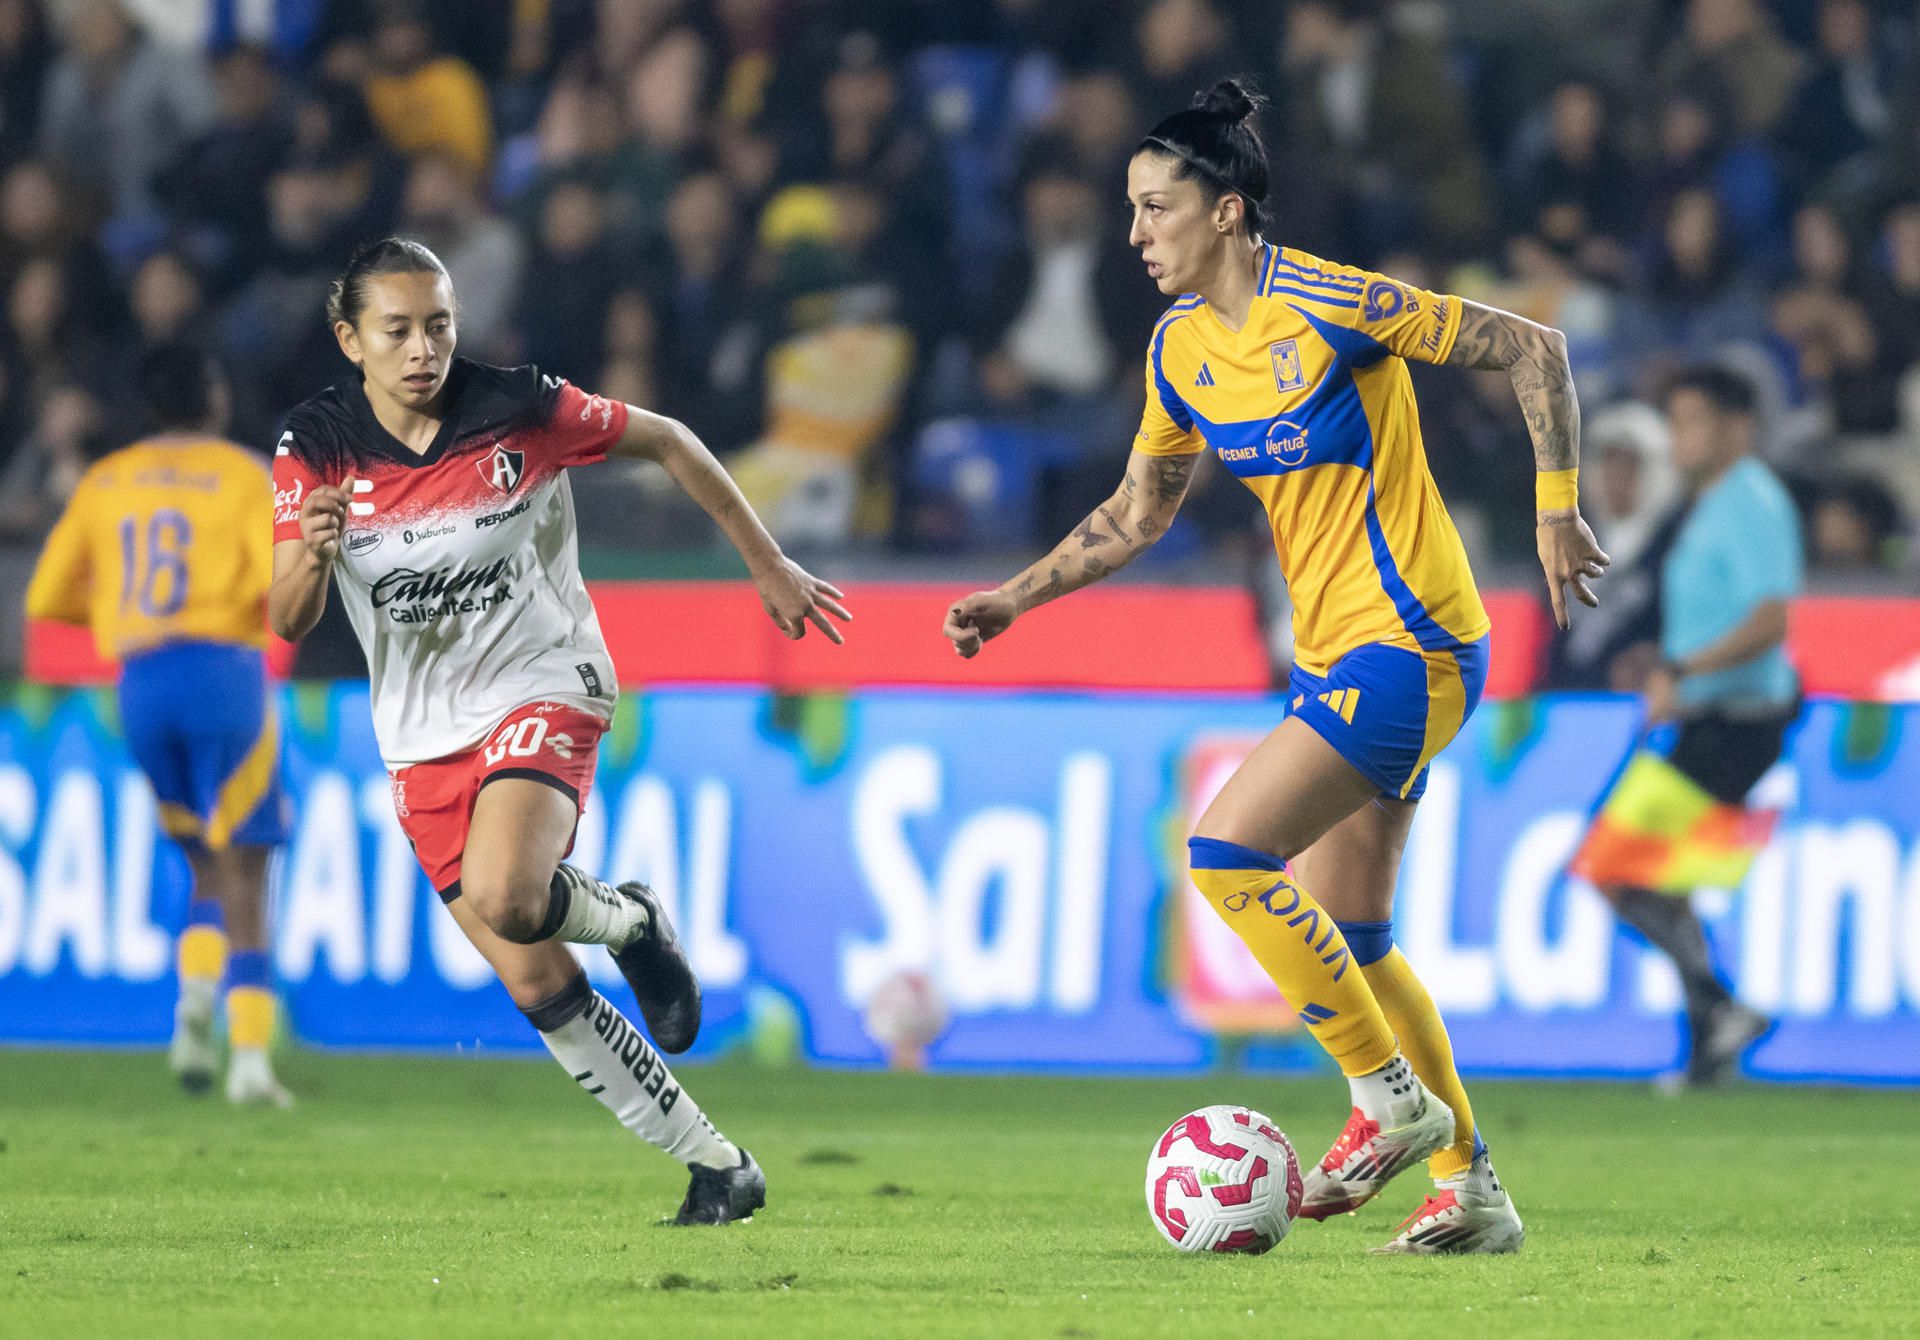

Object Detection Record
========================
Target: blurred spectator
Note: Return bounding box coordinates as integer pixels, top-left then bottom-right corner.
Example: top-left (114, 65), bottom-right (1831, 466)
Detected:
top-left (778, 31), bottom-right (950, 266)
top-left (0, 0), bottom-right (52, 169)
top-left (1128, 0), bottom-right (1236, 118)
top-left (1807, 475), bottom-right (1904, 572)
top-left (648, 168), bottom-right (764, 453)
top-left (1864, 200), bottom-right (1920, 410)
top-left (1615, 188), bottom-right (1768, 395)
top-left (400, 152), bottom-right (524, 360)
top-left (1279, 0), bottom-right (1491, 257)
top-left (1042, 71), bottom-right (1140, 188)
top-left (0, 382), bottom-right (101, 538)
top-left (605, 25), bottom-right (712, 246)
top-left (1637, 82), bottom-right (1783, 256)
top-left (1768, 203), bottom-right (1881, 428)
top-left (1506, 80), bottom-right (1634, 271)
top-left (726, 246), bottom-right (914, 546)
top-left (37, 0), bottom-right (215, 220)
top-left (513, 176), bottom-right (618, 382)
top-left (1543, 402), bottom-right (1681, 690)
top-left (1772, 0), bottom-right (1907, 195)
top-left (361, 2), bottom-right (493, 179)
top-left (1655, 0), bottom-right (1805, 137)
top-left (218, 156), bottom-right (361, 437)
top-left (970, 159), bottom-right (1116, 415)
top-left (598, 287), bottom-right (660, 411)
top-left (154, 44), bottom-right (294, 274)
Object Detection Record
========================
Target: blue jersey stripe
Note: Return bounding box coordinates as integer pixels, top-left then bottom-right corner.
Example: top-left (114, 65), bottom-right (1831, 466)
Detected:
top-left (1273, 256), bottom-right (1366, 291)
top-left (1150, 311), bottom-right (1198, 432)
top-left (1269, 282), bottom-right (1359, 309)
top-left (1362, 480), bottom-right (1473, 652)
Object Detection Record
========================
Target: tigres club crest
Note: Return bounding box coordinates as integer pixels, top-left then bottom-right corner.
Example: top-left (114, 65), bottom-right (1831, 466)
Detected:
top-left (477, 442), bottom-right (524, 494)
top-left (1270, 339), bottom-right (1304, 393)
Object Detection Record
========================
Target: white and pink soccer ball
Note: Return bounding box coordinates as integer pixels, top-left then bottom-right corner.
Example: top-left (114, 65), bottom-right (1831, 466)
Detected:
top-left (1144, 1105), bottom-right (1304, 1254)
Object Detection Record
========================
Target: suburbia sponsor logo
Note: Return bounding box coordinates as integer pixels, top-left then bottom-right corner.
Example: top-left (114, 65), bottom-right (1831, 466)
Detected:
top-left (580, 392), bottom-right (614, 433)
top-left (474, 497), bottom-right (532, 528)
top-left (345, 529), bottom-right (382, 556)
top-left (273, 479), bottom-right (304, 526)
top-left (402, 522), bottom-right (455, 545)
top-left (370, 557), bottom-right (514, 623)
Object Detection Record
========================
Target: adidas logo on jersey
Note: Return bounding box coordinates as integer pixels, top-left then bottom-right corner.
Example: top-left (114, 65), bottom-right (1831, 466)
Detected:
top-left (1194, 363), bottom-right (1217, 388)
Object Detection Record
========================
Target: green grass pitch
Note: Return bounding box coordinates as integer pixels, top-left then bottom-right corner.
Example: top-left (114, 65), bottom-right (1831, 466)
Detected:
top-left (1, 1049), bottom-right (1915, 1339)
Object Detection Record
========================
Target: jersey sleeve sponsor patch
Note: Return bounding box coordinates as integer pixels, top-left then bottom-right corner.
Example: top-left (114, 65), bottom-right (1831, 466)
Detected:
top-left (538, 379), bottom-right (629, 469)
top-left (271, 434), bottom-right (324, 543)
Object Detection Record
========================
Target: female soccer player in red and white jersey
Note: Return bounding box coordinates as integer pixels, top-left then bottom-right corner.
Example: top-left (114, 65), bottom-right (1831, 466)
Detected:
top-left (268, 238), bottom-right (849, 1225)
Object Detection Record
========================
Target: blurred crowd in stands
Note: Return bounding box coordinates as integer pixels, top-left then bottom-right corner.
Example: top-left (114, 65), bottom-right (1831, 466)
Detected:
top-left (1, 0), bottom-right (1918, 579)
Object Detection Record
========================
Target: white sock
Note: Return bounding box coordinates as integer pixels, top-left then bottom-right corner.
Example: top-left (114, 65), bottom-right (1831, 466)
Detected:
top-left (544, 864), bottom-right (649, 948)
top-left (524, 976), bottom-right (738, 1169)
top-left (176, 977), bottom-right (217, 1025)
top-left (1348, 1052), bottom-right (1424, 1127)
top-left (1441, 1150), bottom-right (1504, 1201)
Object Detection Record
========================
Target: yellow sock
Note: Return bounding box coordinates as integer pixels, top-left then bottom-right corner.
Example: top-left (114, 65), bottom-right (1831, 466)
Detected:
top-left (1362, 947), bottom-right (1478, 1177)
top-left (1187, 838), bottom-right (1397, 1077)
top-left (227, 987), bottom-right (275, 1050)
top-left (177, 926), bottom-right (228, 985)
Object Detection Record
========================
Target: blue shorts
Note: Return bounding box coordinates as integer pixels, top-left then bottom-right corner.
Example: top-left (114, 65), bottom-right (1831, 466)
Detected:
top-left (118, 642), bottom-right (290, 849)
top-left (1284, 636), bottom-right (1490, 802)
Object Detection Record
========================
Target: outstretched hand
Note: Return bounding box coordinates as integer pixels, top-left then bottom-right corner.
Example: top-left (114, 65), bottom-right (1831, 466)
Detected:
top-left (755, 558), bottom-right (851, 643)
top-left (1537, 510), bottom-right (1610, 631)
top-left (942, 590), bottom-right (1019, 658)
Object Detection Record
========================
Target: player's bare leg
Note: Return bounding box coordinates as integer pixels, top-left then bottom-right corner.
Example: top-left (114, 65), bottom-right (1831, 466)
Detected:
top-left (443, 897), bottom-right (763, 1223)
top-left (463, 778), bottom-right (701, 1051)
top-left (1296, 800), bottom-right (1521, 1252)
top-left (1190, 720), bottom-right (1453, 1209)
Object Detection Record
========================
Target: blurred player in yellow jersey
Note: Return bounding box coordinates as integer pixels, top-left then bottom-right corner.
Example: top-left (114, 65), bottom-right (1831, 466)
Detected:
top-left (944, 80), bottom-right (1609, 1254)
top-left (26, 344), bottom-right (292, 1107)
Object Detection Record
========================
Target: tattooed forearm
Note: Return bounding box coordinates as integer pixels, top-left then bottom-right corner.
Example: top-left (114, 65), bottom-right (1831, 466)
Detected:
top-left (1444, 299), bottom-right (1580, 477)
top-left (1145, 454), bottom-right (1196, 505)
top-left (1000, 453), bottom-right (1197, 613)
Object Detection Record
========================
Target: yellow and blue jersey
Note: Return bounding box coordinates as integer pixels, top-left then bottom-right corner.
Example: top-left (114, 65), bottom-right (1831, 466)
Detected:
top-left (1136, 243), bottom-right (1489, 675)
top-left (25, 435), bottom-right (274, 660)
top-left (25, 435), bottom-right (286, 848)
top-left (1136, 244), bottom-right (1491, 799)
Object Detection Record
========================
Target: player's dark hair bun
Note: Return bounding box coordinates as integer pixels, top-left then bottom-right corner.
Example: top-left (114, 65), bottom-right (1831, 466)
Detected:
top-left (1196, 78), bottom-right (1263, 125)
top-left (1137, 76), bottom-right (1272, 237)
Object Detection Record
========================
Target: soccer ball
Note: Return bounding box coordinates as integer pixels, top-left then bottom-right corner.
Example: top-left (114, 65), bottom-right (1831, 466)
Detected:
top-left (1144, 1105), bottom-right (1304, 1254)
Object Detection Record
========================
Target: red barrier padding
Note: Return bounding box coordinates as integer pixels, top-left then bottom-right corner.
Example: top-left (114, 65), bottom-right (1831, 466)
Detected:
top-left (25, 621), bottom-right (297, 684)
top-left (23, 583), bottom-right (1918, 700)
top-left (591, 582), bottom-right (1274, 693)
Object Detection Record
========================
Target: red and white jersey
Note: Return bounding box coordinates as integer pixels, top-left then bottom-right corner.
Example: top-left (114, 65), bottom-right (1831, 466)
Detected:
top-left (273, 361), bottom-right (629, 766)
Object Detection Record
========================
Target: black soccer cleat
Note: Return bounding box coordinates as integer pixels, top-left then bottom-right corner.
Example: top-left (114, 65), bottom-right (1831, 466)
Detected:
top-left (608, 881), bottom-right (702, 1053)
top-left (672, 1150), bottom-right (766, 1226)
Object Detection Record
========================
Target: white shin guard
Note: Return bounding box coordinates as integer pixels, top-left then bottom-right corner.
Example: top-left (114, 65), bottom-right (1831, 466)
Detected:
top-left (523, 974), bottom-right (737, 1169)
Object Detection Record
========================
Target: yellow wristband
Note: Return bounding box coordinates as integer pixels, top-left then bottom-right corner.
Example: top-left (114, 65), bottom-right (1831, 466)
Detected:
top-left (1536, 468), bottom-right (1578, 512)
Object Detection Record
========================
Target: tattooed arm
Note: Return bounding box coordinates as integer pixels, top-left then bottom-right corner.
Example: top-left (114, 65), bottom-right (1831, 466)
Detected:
top-left (941, 449), bottom-right (1198, 657)
top-left (1444, 299), bottom-right (1610, 630)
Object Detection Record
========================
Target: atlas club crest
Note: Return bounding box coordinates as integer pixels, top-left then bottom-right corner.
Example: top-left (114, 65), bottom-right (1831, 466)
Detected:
top-left (478, 442), bottom-right (524, 494)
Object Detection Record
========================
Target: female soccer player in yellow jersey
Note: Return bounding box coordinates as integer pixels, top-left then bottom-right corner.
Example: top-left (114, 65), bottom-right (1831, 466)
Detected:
top-left (943, 80), bottom-right (1609, 1255)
